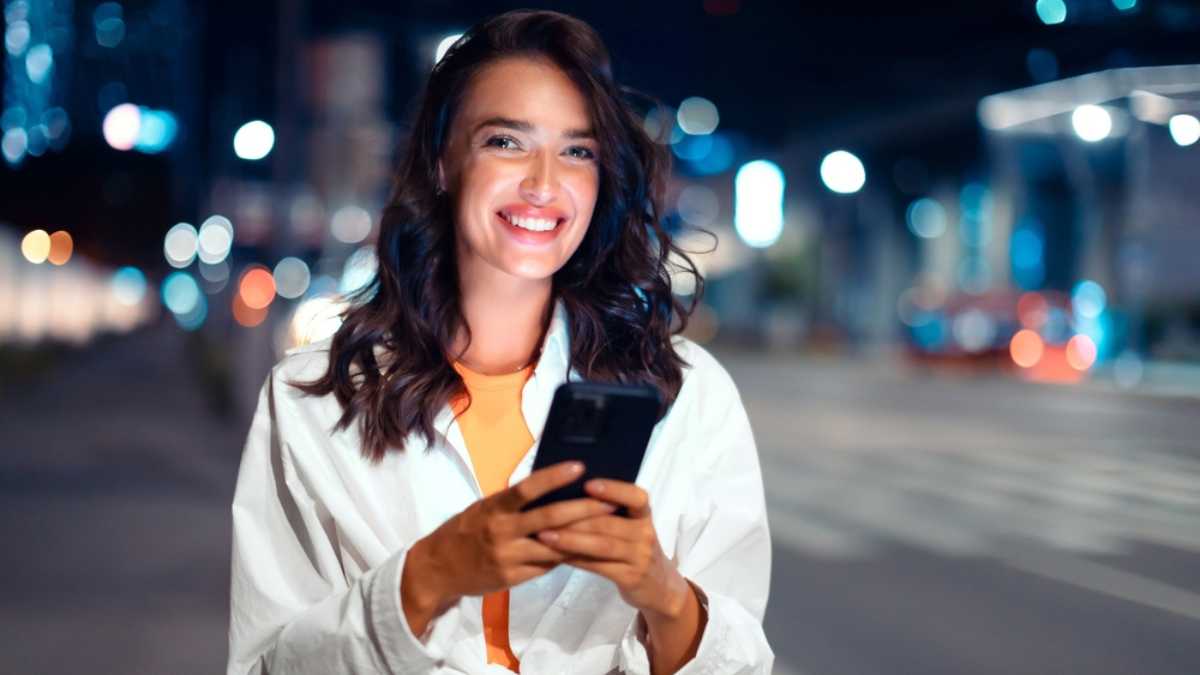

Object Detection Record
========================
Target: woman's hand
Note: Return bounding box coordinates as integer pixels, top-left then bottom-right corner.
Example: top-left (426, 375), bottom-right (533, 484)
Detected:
top-left (401, 461), bottom-right (616, 635)
top-left (535, 478), bottom-right (694, 619)
top-left (536, 478), bottom-right (706, 674)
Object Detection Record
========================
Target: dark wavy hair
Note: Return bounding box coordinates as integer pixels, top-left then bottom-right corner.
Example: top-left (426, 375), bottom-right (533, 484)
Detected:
top-left (294, 9), bottom-right (704, 462)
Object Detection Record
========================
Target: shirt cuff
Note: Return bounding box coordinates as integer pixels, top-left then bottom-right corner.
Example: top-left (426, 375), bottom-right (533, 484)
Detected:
top-left (369, 546), bottom-right (462, 673)
top-left (617, 581), bottom-right (771, 675)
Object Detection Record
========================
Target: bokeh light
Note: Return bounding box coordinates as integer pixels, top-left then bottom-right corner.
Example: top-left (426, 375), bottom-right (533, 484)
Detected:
top-left (135, 109), bottom-right (178, 153)
top-left (906, 198), bottom-right (947, 239)
top-left (1036, 0), bottom-right (1067, 25)
top-left (1168, 114), bottom-right (1200, 147)
top-left (6, 19), bottom-right (30, 56)
top-left (952, 309), bottom-right (996, 352)
top-left (330, 205), bottom-right (373, 244)
top-left (273, 257), bottom-right (311, 299)
top-left (110, 267), bottom-right (147, 306)
top-left (1112, 0), bottom-right (1137, 10)
top-left (47, 230), bottom-right (72, 265)
top-left (233, 120), bottom-right (275, 160)
top-left (1072, 105), bottom-right (1112, 142)
top-left (1066, 334), bottom-right (1098, 371)
top-left (1071, 280), bottom-right (1106, 319)
top-left (238, 266), bottom-right (277, 310)
top-left (163, 222), bottom-right (198, 268)
top-left (677, 97), bottom-right (719, 135)
top-left (161, 271), bottom-right (202, 316)
top-left (93, 2), bottom-right (125, 48)
top-left (734, 159), bottom-right (786, 248)
top-left (2, 127), bottom-right (27, 164)
top-left (197, 215), bottom-right (234, 265)
top-left (1010, 329), bottom-right (1045, 368)
top-left (819, 150), bottom-right (866, 194)
top-left (103, 103), bottom-right (141, 151)
top-left (21, 229), bottom-right (50, 263)
top-left (24, 43), bottom-right (52, 84)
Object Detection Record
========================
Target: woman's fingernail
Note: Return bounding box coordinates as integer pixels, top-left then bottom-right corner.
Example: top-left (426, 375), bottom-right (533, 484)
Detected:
top-left (540, 530), bottom-right (559, 542)
top-left (589, 480), bottom-right (605, 493)
top-left (568, 462), bottom-right (584, 475)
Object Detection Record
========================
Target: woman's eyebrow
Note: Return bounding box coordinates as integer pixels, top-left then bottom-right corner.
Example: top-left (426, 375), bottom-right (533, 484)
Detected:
top-left (472, 116), bottom-right (595, 140)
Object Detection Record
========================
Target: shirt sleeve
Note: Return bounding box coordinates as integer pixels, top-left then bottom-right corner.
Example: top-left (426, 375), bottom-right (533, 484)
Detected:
top-left (617, 348), bottom-right (775, 674)
top-left (226, 367), bottom-right (462, 675)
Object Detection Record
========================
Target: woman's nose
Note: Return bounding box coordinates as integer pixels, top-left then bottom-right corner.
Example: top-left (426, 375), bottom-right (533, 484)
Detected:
top-left (519, 151), bottom-right (557, 204)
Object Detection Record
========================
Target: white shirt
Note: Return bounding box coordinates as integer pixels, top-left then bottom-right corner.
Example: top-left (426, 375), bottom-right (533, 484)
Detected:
top-left (227, 302), bottom-right (774, 674)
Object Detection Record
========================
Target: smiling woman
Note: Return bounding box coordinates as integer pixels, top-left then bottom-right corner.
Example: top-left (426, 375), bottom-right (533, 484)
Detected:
top-left (228, 9), bottom-right (772, 675)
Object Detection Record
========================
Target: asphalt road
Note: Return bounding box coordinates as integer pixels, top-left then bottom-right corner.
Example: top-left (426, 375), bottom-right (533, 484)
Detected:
top-left (1, 325), bottom-right (1197, 674)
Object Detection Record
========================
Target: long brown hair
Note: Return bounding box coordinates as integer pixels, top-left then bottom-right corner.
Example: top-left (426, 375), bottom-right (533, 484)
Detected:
top-left (293, 9), bottom-right (703, 462)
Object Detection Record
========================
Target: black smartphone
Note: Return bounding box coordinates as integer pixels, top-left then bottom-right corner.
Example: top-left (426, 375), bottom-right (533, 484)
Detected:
top-left (521, 381), bottom-right (661, 515)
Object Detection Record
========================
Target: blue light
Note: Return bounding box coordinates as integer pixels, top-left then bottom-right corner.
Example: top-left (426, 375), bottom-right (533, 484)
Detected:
top-left (111, 266), bottom-right (147, 305)
top-left (161, 271), bottom-right (202, 315)
top-left (734, 159), bottom-right (785, 248)
top-left (910, 312), bottom-right (946, 352)
top-left (1036, 0), bottom-right (1068, 25)
top-left (1011, 217), bottom-right (1045, 290)
top-left (1071, 280), bottom-right (1106, 319)
top-left (134, 108), bottom-right (178, 153)
top-left (24, 43), bottom-right (53, 84)
top-left (672, 133), bottom-right (713, 162)
top-left (685, 132), bottom-right (734, 175)
top-left (906, 198), bottom-right (947, 239)
top-left (1112, 0), bottom-right (1136, 11)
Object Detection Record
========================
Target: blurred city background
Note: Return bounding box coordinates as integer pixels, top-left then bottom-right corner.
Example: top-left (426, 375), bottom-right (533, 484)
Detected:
top-left (2, 1), bottom-right (1199, 673)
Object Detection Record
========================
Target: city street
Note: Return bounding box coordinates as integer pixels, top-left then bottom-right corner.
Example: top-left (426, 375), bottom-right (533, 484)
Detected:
top-left (2, 324), bottom-right (1198, 674)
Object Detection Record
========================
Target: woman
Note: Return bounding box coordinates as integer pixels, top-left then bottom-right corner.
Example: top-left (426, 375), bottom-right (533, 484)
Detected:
top-left (228, 9), bottom-right (772, 675)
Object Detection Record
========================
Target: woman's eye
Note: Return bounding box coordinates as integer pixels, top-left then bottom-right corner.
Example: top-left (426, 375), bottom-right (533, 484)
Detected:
top-left (567, 146), bottom-right (596, 160)
top-left (484, 135), bottom-right (520, 150)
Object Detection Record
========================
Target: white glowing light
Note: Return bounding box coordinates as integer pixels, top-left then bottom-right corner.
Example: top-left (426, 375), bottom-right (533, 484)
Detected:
top-left (233, 120), bottom-right (275, 160)
top-left (163, 222), bottom-right (198, 268)
top-left (435, 33), bottom-right (464, 65)
top-left (677, 97), bottom-right (719, 135)
top-left (1168, 114), bottom-right (1200, 146)
top-left (1072, 105), bottom-right (1112, 142)
top-left (734, 160), bottom-right (786, 248)
top-left (273, 257), bottom-right (311, 299)
top-left (103, 103), bottom-right (141, 151)
top-left (819, 150), bottom-right (866, 194)
top-left (197, 215), bottom-right (235, 265)
top-left (331, 205), bottom-right (373, 244)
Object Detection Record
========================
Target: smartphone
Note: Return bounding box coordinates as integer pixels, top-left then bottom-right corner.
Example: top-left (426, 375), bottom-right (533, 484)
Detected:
top-left (521, 381), bottom-right (661, 515)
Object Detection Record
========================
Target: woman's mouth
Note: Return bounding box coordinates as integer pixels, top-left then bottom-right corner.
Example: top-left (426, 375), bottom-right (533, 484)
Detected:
top-left (496, 211), bottom-right (566, 243)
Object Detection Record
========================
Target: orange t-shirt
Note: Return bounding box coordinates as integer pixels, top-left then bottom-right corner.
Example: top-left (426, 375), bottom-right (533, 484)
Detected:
top-left (451, 360), bottom-right (536, 672)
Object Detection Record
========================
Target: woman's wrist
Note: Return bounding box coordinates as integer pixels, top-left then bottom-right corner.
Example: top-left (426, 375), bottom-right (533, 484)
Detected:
top-left (400, 535), bottom-right (456, 636)
top-left (640, 568), bottom-right (694, 625)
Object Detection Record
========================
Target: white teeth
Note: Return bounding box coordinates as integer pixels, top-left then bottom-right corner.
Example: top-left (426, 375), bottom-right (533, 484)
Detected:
top-left (504, 213), bottom-right (558, 232)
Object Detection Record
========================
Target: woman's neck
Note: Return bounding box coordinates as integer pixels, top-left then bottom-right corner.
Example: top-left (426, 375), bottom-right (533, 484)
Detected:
top-left (453, 261), bottom-right (554, 375)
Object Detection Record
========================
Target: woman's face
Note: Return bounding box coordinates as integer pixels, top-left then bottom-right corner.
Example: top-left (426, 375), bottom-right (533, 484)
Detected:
top-left (439, 56), bottom-right (601, 283)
